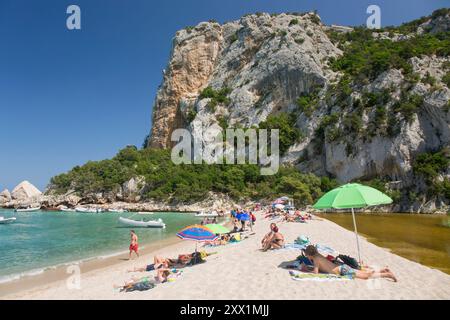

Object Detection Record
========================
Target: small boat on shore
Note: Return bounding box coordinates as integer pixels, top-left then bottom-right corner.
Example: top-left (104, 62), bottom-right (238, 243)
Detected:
top-left (195, 210), bottom-right (219, 218)
top-left (119, 216), bottom-right (165, 228)
top-left (15, 206), bottom-right (41, 212)
top-left (75, 207), bottom-right (102, 213)
top-left (0, 216), bottom-right (16, 224)
top-left (59, 206), bottom-right (76, 212)
top-left (108, 209), bottom-right (127, 213)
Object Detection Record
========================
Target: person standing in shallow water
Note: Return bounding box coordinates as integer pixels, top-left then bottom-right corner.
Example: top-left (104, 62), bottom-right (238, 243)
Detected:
top-left (129, 230), bottom-right (139, 260)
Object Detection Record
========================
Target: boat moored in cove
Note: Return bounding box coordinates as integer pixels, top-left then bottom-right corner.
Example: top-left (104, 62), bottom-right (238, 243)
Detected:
top-left (118, 216), bottom-right (166, 228)
top-left (195, 210), bottom-right (219, 217)
top-left (0, 216), bottom-right (16, 224)
top-left (59, 206), bottom-right (76, 212)
top-left (75, 207), bottom-right (103, 213)
top-left (15, 206), bottom-right (41, 212)
top-left (108, 208), bottom-right (127, 213)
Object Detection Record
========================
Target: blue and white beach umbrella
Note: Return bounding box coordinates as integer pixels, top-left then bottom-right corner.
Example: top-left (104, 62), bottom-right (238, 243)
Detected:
top-left (236, 213), bottom-right (250, 221)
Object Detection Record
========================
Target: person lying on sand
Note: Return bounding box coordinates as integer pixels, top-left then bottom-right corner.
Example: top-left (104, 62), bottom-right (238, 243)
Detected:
top-left (205, 234), bottom-right (230, 246)
top-left (128, 254), bottom-right (191, 272)
top-left (283, 211), bottom-right (306, 223)
top-left (128, 251), bottom-right (216, 273)
top-left (116, 268), bottom-right (172, 290)
top-left (302, 245), bottom-right (397, 282)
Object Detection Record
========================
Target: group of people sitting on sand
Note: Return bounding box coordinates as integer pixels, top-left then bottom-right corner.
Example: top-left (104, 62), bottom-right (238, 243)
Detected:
top-left (263, 207), bottom-right (313, 223)
top-left (282, 210), bottom-right (312, 223)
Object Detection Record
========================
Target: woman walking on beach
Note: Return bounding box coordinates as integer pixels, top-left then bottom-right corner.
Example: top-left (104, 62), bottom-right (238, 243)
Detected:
top-left (129, 230), bottom-right (139, 260)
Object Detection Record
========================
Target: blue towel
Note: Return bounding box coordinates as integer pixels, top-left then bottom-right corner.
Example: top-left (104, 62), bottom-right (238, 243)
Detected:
top-left (316, 244), bottom-right (336, 255)
top-left (282, 243), bottom-right (307, 250)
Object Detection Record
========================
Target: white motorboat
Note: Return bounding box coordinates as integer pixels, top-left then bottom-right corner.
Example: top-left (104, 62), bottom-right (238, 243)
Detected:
top-left (15, 206), bottom-right (41, 212)
top-left (137, 211), bottom-right (154, 215)
top-left (119, 216), bottom-right (165, 228)
top-left (108, 208), bottom-right (127, 213)
top-left (0, 216), bottom-right (16, 224)
top-left (59, 206), bottom-right (76, 212)
top-left (75, 207), bottom-right (102, 213)
top-left (195, 210), bottom-right (219, 218)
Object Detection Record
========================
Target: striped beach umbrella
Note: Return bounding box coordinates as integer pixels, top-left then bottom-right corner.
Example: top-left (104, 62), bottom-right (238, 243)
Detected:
top-left (177, 225), bottom-right (218, 242)
top-left (177, 224), bottom-right (219, 252)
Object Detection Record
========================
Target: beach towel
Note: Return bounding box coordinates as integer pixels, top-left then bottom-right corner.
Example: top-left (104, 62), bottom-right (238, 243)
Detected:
top-left (166, 269), bottom-right (183, 282)
top-left (289, 270), bottom-right (352, 282)
top-left (280, 243), bottom-right (308, 251)
top-left (294, 235), bottom-right (310, 245)
top-left (316, 244), bottom-right (337, 256)
top-left (122, 280), bottom-right (156, 292)
top-left (280, 242), bottom-right (337, 256)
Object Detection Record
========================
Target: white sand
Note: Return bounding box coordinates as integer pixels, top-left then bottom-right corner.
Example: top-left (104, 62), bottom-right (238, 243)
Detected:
top-left (2, 211), bottom-right (450, 300)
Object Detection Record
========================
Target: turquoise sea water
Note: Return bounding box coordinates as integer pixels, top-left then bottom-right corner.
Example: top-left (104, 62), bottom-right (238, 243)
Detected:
top-left (0, 209), bottom-right (200, 282)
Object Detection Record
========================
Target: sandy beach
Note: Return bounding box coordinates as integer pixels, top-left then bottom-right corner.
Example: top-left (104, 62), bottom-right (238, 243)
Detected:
top-left (2, 211), bottom-right (450, 300)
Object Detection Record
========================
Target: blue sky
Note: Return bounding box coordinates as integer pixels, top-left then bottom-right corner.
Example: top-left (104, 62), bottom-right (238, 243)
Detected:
top-left (0, 0), bottom-right (447, 191)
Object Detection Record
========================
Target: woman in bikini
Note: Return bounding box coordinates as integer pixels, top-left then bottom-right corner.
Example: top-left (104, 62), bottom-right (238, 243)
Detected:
top-left (261, 223), bottom-right (285, 251)
top-left (128, 253), bottom-right (192, 273)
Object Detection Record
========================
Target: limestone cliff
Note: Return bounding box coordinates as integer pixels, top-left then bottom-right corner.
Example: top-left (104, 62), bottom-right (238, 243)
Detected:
top-left (147, 11), bottom-right (449, 186)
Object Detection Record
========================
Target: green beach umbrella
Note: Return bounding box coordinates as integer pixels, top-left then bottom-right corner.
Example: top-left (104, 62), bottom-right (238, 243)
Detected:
top-left (313, 183), bottom-right (393, 263)
top-left (205, 224), bottom-right (230, 234)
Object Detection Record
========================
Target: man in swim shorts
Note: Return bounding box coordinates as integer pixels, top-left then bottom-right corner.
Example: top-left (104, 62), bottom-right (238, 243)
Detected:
top-left (129, 230), bottom-right (139, 260)
top-left (338, 263), bottom-right (356, 278)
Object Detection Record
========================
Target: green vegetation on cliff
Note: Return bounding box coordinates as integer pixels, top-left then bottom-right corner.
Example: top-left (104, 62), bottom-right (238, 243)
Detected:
top-left (50, 146), bottom-right (337, 205)
top-left (329, 22), bottom-right (450, 82)
top-left (258, 113), bottom-right (303, 155)
top-left (413, 149), bottom-right (450, 199)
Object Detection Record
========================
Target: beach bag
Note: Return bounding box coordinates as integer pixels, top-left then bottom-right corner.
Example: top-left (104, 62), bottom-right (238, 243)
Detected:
top-left (296, 253), bottom-right (313, 266)
top-left (124, 281), bottom-right (155, 292)
top-left (232, 233), bottom-right (241, 241)
top-left (334, 254), bottom-right (361, 270)
top-left (188, 252), bottom-right (206, 266)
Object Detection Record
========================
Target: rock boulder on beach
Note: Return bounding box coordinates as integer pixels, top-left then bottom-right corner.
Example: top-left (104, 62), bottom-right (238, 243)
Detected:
top-left (0, 189), bottom-right (12, 204)
top-left (11, 181), bottom-right (42, 200)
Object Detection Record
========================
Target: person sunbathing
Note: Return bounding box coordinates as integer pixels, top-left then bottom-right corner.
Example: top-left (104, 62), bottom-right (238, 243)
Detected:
top-left (128, 254), bottom-right (192, 273)
top-left (115, 268), bottom-right (172, 291)
top-left (302, 245), bottom-right (397, 282)
top-left (204, 234), bottom-right (230, 246)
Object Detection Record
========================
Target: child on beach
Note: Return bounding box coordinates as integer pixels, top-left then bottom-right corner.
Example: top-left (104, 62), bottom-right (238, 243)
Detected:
top-left (128, 230), bottom-right (139, 260)
top-left (302, 245), bottom-right (397, 282)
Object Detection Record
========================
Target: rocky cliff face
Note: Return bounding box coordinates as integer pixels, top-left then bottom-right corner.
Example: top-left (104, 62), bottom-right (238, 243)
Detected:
top-left (149, 12), bottom-right (342, 148)
top-left (147, 11), bottom-right (450, 195)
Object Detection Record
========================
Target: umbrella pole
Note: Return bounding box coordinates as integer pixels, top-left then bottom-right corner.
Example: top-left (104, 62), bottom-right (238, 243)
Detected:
top-left (351, 207), bottom-right (362, 264)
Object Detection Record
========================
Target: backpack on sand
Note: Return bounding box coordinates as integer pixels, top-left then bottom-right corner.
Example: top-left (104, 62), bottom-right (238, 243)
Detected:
top-left (334, 254), bottom-right (361, 270)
